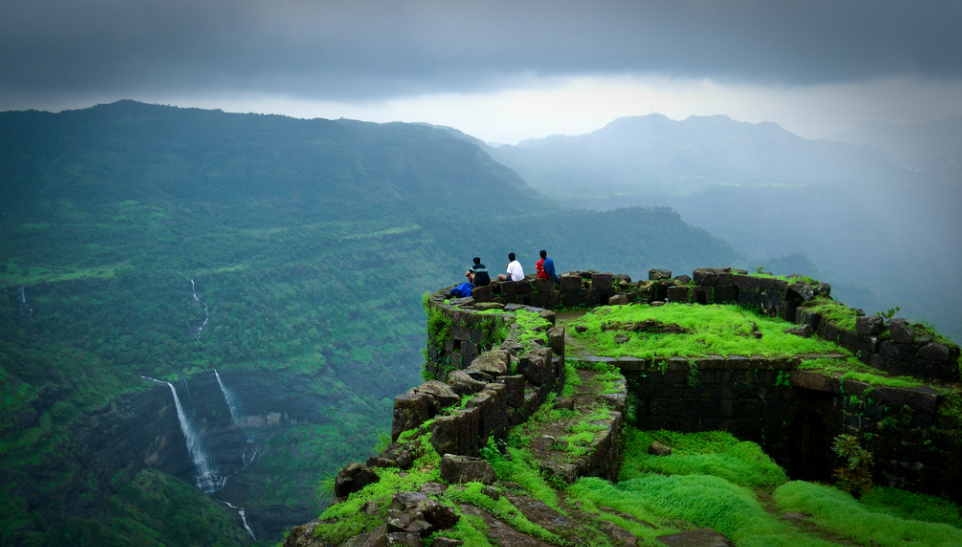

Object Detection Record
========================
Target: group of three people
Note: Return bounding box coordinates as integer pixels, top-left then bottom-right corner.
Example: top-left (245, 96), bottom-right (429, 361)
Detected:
top-left (465, 250), bottom-right (558, 287)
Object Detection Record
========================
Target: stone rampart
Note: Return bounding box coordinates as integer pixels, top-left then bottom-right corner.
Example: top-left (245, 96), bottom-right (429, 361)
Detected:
top-left (421, 267), bottom-right (961, 501)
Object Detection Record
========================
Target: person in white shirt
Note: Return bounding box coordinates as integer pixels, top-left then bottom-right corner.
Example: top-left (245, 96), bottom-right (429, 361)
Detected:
top-left (498, 252), bottom-right (524, 282)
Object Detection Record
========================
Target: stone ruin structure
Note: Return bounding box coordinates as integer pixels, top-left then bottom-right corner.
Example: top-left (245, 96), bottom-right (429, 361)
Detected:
top-left (286, 267), bottom-right (961, 546)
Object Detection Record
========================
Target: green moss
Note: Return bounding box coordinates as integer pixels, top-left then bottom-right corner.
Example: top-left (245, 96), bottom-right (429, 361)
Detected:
top-left (569, 304), bottom-right (845, 359)
top-left (797, 357), bottom-right (927, 388)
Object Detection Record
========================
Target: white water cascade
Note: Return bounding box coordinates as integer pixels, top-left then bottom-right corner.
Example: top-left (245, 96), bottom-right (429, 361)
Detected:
top-left (214, 369), bottom-right (242, 427)
top-left (190, 277), bottom-right (210, 340)
top-left (217, 500), bottom-right (256, 540)
top-left (167, 382), bottom-right (226, 493)
top-left (17, 286), bottom-right (32, 319)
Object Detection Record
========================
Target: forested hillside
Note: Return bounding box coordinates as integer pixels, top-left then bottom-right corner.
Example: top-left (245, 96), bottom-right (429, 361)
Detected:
top-left (0, 101), bottom-right (739, 546)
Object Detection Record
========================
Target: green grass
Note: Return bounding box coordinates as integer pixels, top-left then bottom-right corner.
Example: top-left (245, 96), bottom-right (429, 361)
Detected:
top-left (799, 296), bottom-right (858, 331)
top-left (797, 357), bottom-right (926, 388)
top-left (775, 481), bottom-right (962, 547)
top-left (620, 429), bottom-right (788, 488)
top-left (569, 304), bottom-right (846, 359)
top-left (569, 475), bottom-right (839, 547)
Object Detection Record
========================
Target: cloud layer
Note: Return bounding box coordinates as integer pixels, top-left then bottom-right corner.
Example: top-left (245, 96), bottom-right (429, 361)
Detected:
top-left (2, 0), bottom-right (960, 106)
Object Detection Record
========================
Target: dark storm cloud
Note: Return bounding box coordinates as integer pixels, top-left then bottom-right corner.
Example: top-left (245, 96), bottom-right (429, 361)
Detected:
top-left (1, 0), bottom-right (959, 105)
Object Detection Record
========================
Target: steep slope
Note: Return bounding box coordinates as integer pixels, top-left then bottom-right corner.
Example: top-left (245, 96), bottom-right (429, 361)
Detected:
top-left (0, 101), bottom-right (738, 545)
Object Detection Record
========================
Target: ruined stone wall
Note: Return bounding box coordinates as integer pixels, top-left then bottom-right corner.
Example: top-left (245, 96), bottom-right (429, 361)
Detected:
top-left (420, 267), bottom-right (961, 500)
top-left (393, 294), bottom-right (566, 460)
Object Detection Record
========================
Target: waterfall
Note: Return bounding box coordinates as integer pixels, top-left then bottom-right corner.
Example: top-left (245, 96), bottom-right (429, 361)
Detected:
top-left (17, 286), bottom-right (32, 320)
top-left (190, 277), bottom-right (210, 340)
top-left (214, 369), bottom-right (242, 427)
top-left (217, 500), bottom-right (256, 540)
top-left (18, 286), bottom-right (26, 305)
top-left (167, 382), bottom-right (226, 493)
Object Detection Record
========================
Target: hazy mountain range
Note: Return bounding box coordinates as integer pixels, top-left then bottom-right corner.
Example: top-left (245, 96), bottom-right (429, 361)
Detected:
top-left (483, 114), bottom-right (962, 344)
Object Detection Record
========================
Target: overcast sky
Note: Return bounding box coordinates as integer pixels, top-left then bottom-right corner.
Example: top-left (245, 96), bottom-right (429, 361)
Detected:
top-left (2, 0), bottom-right (960, 143)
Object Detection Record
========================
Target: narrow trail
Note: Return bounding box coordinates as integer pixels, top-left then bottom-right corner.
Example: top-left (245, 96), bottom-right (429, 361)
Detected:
top-left (755, 490), bottom-right (859, 546)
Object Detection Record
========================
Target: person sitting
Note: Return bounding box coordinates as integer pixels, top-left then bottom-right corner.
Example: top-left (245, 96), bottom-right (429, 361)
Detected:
top-left (498, 252), bottom-right (524, 282)
top-left (536, 249), bottom-right (559, 283)
top-left (465, 257), bottom-right (490, 286)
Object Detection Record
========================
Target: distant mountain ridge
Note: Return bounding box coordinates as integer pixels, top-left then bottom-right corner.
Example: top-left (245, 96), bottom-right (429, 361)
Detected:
top-left (486, 114), bottom-right (904, 199)
top-left (830, 117), bottom-right (962, 180)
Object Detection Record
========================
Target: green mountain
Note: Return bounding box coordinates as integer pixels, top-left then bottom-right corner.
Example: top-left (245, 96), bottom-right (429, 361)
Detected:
top-left (0, 101), bottom-right (738, 546)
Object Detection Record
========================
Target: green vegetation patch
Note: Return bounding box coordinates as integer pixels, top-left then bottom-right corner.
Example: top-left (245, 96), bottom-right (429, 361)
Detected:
top-left (569, 304), bottom-right (845, 359)
top-left (797, 357), bottom-right (926, 388)
top-left (570, 475), bottom-right (839, 547)
top-left (775, 481), bottom-right (962, 547)
top-left (620, 429), bottom-right (788, 489)
top-left (799, 296), bottom-right (857, 332)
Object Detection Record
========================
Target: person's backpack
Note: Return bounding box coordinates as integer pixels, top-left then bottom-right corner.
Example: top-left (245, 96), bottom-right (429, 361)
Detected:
top-left (451, 282), bottom-right (474, 298)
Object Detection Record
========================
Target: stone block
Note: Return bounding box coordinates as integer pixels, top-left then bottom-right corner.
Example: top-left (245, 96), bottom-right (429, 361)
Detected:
top-left (446, 370), bottom-right (485, 396)
top-left (415, 380), bottom-right (461, 412)
top-left (534, 278), bottom-right (555, 296)
top-left (789, 371), bottom-right (840, 393)
top-left (591, 272), bottom-right (615, 293)
top-left (692, 268), bottom-right (718, 286)
top-left (334, 463), bottom-right (381, 498)
top-left (392, 392), bottom-right (432, 441)
top-left (649, 269), bottom-right (672, 281)
top-left (522, 386), bottom-right (542, 416)
top-left (430, 408), bottom-right (480, 457)
top-left (547, 327), bottom-right (565, 361)
top-left (787, 282), bottom-right (815, 302)
top-left (713, 285), bottom-right (738, 303)
top-left (467, 349), bottom-right (510, 377)
top-left (856, 315), bottom-right (884, 336)
top-left (875, 386), bottom-right (943, 414)
top-left (470, 284), bottom-right (493, 303)
top-left (561, 289), bottom-right (586, 308)
top-left (440, 454), bottom-right (497, 485)
top-left (559, 275), bottom-right (583, 291)
top-left (608, 294), bottom-right (630, 306)
top-left (887, 318), bottom-right (915, 344)
top-left (466, 388), bottom-right (506, 443)
top-left (518, 347), bottom-right (554, 386)
top-left (497, 374), bottom-right (526, 408)
top-left (667, 285), bottom-right (690, 303)
top-left (796, 307), bottom-right (822, 329)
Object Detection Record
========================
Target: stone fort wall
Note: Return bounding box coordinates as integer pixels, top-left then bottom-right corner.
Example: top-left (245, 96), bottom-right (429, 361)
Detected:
top-left (413, 267), bottom-right (961, 501)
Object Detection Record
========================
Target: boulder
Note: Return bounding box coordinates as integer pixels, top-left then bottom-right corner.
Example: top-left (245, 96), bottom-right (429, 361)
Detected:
top-left (468, 349), bottom-right (510, 377)
top-left (414, 381), bottom-right (461, 411)
top-left (856, 315), bottom-right (884, 336)
top-left (334, 463), bottom-right (381, 498)
top-left (649, 269), bottom-right (672, 281)
top-left (440, 454), bottom-right (497, 485)
top-left (608, 294), bottom-right (630, 306)
top-left (446, 370), bottom-right (487, 396)
top-left (674, 274), bottom-right (692, 284)
top-left (648, 441), bottom-right (672, 456)
top-left (887, 319), bottom-right (915, 344)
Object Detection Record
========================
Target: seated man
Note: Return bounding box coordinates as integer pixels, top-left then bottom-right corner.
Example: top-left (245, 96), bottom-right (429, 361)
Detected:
top-left (498, 252), bottom-right (524, 282)
top-left (536, 249), bottom-right (559, 283)
top-left (465, 257), bottom-right (490, 286)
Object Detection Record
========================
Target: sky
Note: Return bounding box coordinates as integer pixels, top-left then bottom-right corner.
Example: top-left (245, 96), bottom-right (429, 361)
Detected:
top-left (1, 0), bottom-right (960, 144)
